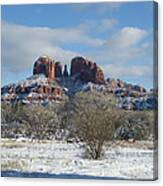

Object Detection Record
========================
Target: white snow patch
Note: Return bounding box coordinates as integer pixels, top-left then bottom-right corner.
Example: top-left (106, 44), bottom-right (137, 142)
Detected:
top-left (1, 139), bottom-right (156, 180)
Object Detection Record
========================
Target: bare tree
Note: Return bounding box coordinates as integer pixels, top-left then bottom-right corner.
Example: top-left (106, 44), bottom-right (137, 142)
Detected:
top-left (70, 91), bottom-right (121, 159)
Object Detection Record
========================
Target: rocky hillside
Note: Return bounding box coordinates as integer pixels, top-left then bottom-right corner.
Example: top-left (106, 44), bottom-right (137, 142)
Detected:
top-left (1, 74), bottom-right (68, 106)
top-left (1, 55), bottom-right (157, 110)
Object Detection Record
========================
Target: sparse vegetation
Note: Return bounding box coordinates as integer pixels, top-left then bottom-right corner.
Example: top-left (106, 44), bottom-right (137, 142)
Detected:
top-left (1, 91), bottom-right (155, 160)
top-left (65, 91), bottom-right (122, 159)
top-left (115, 111), bottom-right (154, 141)
top-left (1, 102), bottom-right (61, 140)
top-left (1, 160), bottom-right (27, 171)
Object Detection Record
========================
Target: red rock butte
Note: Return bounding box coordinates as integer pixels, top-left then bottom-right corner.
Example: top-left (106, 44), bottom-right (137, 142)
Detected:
top-left (71, 56), bottom-right (105, 84)
top-left (33, 56), bottom-right (62, 79)
top-left (33, 56), bottom-right (105, 84)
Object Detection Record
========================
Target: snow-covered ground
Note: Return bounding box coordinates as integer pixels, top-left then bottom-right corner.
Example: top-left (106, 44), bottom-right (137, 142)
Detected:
top-left (1, 139), bottom-right (157, 180)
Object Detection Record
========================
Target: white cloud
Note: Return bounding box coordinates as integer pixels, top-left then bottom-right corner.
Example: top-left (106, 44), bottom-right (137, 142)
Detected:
top-left (105, 27), bottom-right (148, 48)
top-left (85, 26), bottom-right (152, 80)
top-left (90, 27), bottom-right (150, 64)
top-left (103, 64), bottom-right (152, 79)
top-left (2, 21), bottom-right (104, 47)
top-left (99, 19), bottom-right (118, 31)
top-left (2, 21), bottom-right (105, 74)
top-left (78, 18), bottom-right (118, 33)
top-left (2, 21), bottom-right (152, 86)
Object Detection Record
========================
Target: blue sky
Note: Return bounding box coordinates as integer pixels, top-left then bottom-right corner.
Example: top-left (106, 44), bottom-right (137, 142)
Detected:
top-left (1, 1), bottom-right (155, 89)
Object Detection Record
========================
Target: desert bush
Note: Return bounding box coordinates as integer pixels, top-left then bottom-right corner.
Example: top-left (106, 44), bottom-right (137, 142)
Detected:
top-left (1, 102), bottom-right (25, 124)
top-left (1, 102), bottom-right (29, 138)
top-left (68, 91), bottom-right (122, 159)
top-left (20, 105), bottom-right (60, 140)
top-left (1, 103), bottom-right (61, 140)
top-left (115, 111), bottom-right (152, 140)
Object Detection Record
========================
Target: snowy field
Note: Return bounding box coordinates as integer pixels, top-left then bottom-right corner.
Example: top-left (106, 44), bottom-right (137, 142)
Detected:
top-left (1, 138), bottom-right (157, 180)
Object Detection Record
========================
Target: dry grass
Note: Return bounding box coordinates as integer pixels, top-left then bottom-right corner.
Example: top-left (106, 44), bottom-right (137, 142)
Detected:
top-left (1, 140), bottom-right (26, 148)
top-left (106, 140), bottom-right (155, 150)
top-left (1, 160), bottom-right (27, 171)
top-left (1, 138), bottom-right (155, 150)
top-left (1, 138), bottom-right (52, 148)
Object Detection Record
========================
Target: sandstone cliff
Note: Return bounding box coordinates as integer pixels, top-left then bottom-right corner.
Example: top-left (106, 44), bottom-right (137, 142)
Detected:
top-left (33, 56), bottom-right (105, 84)
top-left (70, 57), bottom-right (105, 84)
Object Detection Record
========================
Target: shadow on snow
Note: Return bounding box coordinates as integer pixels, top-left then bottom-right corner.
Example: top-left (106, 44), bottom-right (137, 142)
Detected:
top-left (1, 170), bottom-right (125, 180)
